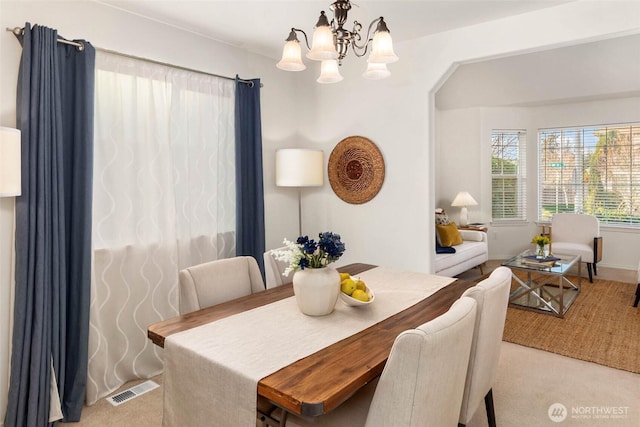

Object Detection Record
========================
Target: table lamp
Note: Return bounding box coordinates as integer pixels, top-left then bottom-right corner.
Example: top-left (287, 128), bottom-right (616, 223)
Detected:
top-left (0, 127), bottom-right (21, 197)
top-left (451, 191), bottom-right (477, 226)
top-left (275, 149), bottom-right (324, 236)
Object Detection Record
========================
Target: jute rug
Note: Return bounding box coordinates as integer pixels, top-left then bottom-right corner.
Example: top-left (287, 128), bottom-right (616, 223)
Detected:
top-left (498, 275), bottom-right (640, 374)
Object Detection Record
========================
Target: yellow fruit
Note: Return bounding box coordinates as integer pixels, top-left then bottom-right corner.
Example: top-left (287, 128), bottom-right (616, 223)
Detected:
top-left (355, 280), bottom-right (366, 291)
top-left (351, 289), bottom-right (370, 302)
top-left (340, 279), bottom-right (357, 296)
top-left (339, 272), bottom-right (351, 281)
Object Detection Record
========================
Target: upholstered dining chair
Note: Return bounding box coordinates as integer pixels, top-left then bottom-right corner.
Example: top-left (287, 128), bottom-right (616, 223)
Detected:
top-left (551, 213), bottom-right (602, 282)
top-left (458, 266), bottom-right (512, 427)
top-left (279, 296), bottom-right (478, 427)
top-left (263, 246), bottom-right (292, 289)
top-left (178, 256), bottom-right (265, 315)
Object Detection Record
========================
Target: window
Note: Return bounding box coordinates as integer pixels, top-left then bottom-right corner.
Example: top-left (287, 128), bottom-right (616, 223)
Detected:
top-left (538, 123), bottom-right (640, 226)
top-left (492, 130), bottom-right (527, 221)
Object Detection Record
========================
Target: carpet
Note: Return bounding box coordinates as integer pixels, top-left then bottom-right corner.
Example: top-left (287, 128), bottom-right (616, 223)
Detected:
top-left (498, 275), bottom-right (640, 374)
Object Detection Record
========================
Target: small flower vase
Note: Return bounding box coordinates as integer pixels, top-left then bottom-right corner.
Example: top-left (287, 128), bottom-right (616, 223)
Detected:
top-left (292, 266), bottom-right (340, 316)
top-left (536, 244), bottom-right (547, 259)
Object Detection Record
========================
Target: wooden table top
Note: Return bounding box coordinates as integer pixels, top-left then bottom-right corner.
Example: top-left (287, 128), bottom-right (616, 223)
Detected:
top-left (147, 263), bottom-right (475, 417)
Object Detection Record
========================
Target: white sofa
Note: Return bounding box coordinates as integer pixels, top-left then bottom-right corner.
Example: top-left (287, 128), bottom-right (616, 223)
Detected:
top-left (435, 230), bottom-right (489, 277)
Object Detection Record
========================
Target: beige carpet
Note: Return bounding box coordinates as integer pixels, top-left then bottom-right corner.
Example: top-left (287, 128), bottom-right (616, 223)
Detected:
top-left (502, 276), bottom-right (640, 374)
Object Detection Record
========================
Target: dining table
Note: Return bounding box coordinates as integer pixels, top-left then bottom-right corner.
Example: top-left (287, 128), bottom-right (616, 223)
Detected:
top-left (148, 263), bottom-right (476, 426)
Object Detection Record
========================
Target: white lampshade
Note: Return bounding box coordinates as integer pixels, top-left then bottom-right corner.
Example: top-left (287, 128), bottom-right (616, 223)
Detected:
top-left (306, 25), bottom-right (338, 61)
top-left (317, 60), bottom-right (343, 84)
top-left (368, 30), bottom-right (398, 64)
top-left (277, 40), bottom-right (306, 71)
top-left (451, 191), bottom-right (478, 207)
top-left (362, 62), bottom-right (390, 80)
top-left (275, 149), bottom-right (324, 187)
top-left (0, 127), bottom-right (21, 197)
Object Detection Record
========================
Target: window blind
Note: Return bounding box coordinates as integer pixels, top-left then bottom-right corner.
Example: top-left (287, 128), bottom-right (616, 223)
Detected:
top-left (491, 130), bottom-right (527, 221)
top-left (538, 123), bottom-right (640, 226)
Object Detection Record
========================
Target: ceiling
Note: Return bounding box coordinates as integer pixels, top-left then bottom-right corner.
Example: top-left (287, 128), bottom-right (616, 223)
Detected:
top-left (95, 1), bottom-right (638, 108)
top-left (436, 33), bottom-right (640, 109)
top-left (96, 0), bottom-right (573, 59)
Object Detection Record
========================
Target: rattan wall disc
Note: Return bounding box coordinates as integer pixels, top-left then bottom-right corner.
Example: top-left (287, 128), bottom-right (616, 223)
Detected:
top-left (328, 136), bottom-right (385, 204)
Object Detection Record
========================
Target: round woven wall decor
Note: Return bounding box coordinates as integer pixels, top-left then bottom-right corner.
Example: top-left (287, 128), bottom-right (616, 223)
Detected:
top-left (328, 136), bottom-right (385, 204)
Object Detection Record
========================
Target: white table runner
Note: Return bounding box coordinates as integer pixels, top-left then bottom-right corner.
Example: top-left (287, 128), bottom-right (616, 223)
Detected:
top-left (162, 267), bottom-right (455, 426)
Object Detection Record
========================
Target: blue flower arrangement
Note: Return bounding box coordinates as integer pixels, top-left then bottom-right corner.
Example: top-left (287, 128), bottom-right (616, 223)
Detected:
top-left (274, 232), bottom-right (346, 275)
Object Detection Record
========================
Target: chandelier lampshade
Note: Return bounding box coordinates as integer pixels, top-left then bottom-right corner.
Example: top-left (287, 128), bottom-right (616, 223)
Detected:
top-left (277, 35), bottom-right (306, 71)
top-left (368, 25), bottom-right (399, 64)
top-left (277, 0), bottom-right (398, 83)
top-left (362, 62), bottom-right (390, 80)
top-left (317, 60), bottom-right (343, 84)
top-left (306, 12), bottom-right (339, 61)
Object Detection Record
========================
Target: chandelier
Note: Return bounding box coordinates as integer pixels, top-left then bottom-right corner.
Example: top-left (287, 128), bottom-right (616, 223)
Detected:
top-left (276, 0), bottom-right (398, 83)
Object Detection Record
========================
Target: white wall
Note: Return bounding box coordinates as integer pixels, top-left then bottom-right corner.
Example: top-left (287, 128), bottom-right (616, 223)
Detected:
top-left (302, 1), bottom-right (640, 273)
top-left (436, 97), bottom-right (640, 268)
top-left (0, 1), bottom-right (305, 422)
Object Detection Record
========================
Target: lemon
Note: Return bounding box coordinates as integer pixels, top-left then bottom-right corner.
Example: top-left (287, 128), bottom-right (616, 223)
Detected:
top-left (355, 280), bottom-right (366, 291)
top-left (339, 272), bottom-right (351, 281)
top-left (340, 279), bottom-right (357, 296)
top-left (351, 289), bottom-right (370, 302)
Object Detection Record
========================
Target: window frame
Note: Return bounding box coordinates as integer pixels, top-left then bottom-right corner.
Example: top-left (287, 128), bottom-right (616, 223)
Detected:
top-left (491, 129), bottom-right (527, 223)
top-left (537, 122), bottom-right (640, 227)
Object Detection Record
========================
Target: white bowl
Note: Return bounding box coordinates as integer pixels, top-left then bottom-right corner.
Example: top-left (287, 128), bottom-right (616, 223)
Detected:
top-left (340, 285), bottom-right (375, 307)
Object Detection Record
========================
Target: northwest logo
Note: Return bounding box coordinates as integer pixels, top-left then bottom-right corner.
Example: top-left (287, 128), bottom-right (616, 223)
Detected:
top-left (548, 403), bottom-right (568, 422)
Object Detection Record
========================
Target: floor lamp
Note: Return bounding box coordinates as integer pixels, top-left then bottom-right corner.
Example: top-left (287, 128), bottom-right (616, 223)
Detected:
top-left (0, 127), bottom-right (21, 197)
top-left (275, 149), bottom-right (324, 236)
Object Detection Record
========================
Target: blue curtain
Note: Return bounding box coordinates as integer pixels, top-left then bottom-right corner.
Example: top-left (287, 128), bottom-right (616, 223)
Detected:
top-left (5, 23), bottom-right (94, 426)
top-left (234, 77), bottom-right (265, 279)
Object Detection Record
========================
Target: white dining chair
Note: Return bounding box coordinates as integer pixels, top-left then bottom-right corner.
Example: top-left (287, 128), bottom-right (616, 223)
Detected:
top-left (178, 256), bottom-right (265, 315)
top-left (263, 246), bottom-right (292, 289)
top-left (280, 296), bottom-right (478, 427)
top-left (458, 266), bottom-right (512, 427)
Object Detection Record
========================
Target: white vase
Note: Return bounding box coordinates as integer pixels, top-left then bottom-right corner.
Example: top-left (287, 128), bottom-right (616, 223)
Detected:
top-left (292, 266), bottom-right (340, 316)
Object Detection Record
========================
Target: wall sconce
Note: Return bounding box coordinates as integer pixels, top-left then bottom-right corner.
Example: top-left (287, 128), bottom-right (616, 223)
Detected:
top-left (0, 127), bottom-right (21, 197)
top-left (275, 149), bottom-right (324, 236)
top-left (451, 191), bottom-right (477, 226)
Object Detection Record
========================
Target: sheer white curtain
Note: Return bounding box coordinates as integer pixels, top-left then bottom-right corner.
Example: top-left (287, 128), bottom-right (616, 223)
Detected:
top-left (87, 51), bottom-right (236, 404)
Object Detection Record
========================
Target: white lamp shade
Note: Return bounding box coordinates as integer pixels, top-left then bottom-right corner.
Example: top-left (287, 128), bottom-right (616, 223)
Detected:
top-left (451, 191), bottom-right (478, 207)
top-left (306, 25), bottom-right (338, 61)
top-left (276, 149), bottom-right (324, 187)
top-left (368, 30), bottom-right (399, 64)
top-left (317, 60), bottom-right (343, 84)
top-left (362, 62), bottom-right (391, 80)
top-left (277, 40), bottom-right (306, 71)
top-left (0, 127), bottom-right (21, 197)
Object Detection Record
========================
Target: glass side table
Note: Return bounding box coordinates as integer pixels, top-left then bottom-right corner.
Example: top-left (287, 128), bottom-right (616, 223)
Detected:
top-left (502, 250), bottom-right (581, 318)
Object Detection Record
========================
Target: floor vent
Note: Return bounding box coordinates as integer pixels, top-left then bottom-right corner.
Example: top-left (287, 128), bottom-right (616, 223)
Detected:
top-left (106, 380), bottom-right (159, 406)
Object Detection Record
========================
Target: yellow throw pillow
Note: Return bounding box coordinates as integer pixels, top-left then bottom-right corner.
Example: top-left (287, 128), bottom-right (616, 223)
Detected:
top-left (436, 222), bottom-right (463, 246)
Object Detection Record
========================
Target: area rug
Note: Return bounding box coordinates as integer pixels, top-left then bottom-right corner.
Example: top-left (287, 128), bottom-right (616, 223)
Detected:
top-left (498, 275), bottom-right (640, 374)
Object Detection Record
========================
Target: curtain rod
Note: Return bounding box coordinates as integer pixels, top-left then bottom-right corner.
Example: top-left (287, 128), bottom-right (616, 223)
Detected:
top-left (5, 26), bottom-right (262, 88)
top-left (95, 47), bottom-right (262, 88)
top-left (6, 26), bottom-right (84, 50)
